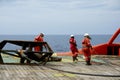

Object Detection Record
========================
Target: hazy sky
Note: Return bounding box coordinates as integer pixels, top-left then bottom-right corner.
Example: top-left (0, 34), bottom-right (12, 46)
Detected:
top-left (0, 0), bottom-right (120, 35)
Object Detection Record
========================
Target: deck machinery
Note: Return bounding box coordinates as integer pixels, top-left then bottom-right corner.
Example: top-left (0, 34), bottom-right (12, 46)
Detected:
top-left (0, 40), bottom-right (61, 65)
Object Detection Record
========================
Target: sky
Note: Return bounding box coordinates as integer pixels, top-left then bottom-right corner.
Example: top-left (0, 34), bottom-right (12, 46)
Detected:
top-left (0, 0), bottom-right (120, 35)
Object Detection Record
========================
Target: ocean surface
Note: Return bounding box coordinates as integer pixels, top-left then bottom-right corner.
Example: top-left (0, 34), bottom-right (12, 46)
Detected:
top-left (0, 35), bottom-right (119, 52)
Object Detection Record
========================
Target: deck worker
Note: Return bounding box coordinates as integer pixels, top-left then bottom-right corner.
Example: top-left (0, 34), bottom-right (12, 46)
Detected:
top-left (69, 35), bottom-right (78, 62)
top-left (82, 33), bottom-right (92, 65)
top-left (34, 33), bottom-right (45, 51)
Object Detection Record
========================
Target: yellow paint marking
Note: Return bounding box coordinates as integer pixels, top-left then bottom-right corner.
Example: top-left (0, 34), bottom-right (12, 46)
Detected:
top-left (62, 58), bottom-right (73, 62)
top-left (52, 53), bottom-right (57, 57)
top-left (64, 73), bottom-right (76, 77)
top-left (54, 73), bottom-right (64, 77)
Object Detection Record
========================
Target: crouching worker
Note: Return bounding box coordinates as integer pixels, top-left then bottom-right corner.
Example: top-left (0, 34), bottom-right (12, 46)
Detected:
top-left (82, 33), bottom-right (92, 65)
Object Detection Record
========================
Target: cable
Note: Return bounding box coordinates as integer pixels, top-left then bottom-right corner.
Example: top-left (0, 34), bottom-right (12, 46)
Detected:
top-left (46, 66), bottom-right (120, 77)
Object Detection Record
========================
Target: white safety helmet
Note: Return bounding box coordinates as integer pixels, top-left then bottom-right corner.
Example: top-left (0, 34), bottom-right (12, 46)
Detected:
top-left (84, 33), bottom-right (89, 37)
top-left (40, 33), bottom-right (44, 37)
top-left (70, 35), bottom-right (74, 37)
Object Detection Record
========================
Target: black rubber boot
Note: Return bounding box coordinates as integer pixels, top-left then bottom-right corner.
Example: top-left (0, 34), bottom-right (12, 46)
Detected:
top-left (73, 57), bottom-right (75, 62)
top-left (86, 61), bottom-right (91, 65)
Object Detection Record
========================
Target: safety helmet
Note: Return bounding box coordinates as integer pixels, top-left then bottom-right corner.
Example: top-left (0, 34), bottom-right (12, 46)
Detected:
top-left (70, 35), bottom-right (74, 37)
top-left (40, 33), bottom-right (44, 37)
top-left (84, 33), bottom-right (89, 37)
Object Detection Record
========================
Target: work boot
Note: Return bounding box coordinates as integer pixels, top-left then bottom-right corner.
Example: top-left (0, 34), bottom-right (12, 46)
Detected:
top-left (86, 61), bottom-right (91, 65)
top-left (73, 57), bottom-right (75, 62)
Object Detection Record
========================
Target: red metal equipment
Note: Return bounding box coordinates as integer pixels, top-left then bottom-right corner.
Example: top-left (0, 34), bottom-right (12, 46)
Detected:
top-left (57, 28), bottom-right (120, 56)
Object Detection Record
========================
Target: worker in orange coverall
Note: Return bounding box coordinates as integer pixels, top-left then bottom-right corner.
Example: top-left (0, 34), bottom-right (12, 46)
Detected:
top-left (82, 33), bottom-right (92, 65)
top-left (34, 33), bottom-right (45, 51)
top-left (69, 35), bottom-right (78, 62)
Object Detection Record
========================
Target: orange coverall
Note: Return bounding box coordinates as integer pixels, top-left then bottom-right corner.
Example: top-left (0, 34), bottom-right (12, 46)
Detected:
top-left (69, 37), bottom-right (78, 61)
top-left (82, 37), bottom-right (92, 64)
top-left (34, 35), bottom-right (44, 51)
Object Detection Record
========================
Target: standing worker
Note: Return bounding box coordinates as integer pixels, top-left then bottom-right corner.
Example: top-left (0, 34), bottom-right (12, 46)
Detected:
top-left (69, 35), bottom-right (78, 62)
top-left (82, 33), bottom-right (92, 65)
top-left (34, 33), bottom-right (45, 51)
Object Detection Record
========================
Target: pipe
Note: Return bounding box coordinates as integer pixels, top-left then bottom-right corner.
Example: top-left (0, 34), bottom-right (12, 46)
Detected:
top-left (108, 28), bottom-right (120, 44)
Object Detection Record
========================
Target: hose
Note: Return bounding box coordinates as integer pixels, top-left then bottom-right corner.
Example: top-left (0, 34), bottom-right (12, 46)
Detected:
top-left (46, 66), bottom-right (120, 77)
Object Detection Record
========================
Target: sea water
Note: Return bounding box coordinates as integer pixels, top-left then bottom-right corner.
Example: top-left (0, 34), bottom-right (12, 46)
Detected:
top-left (0, 35), bottom-right (119, 52)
